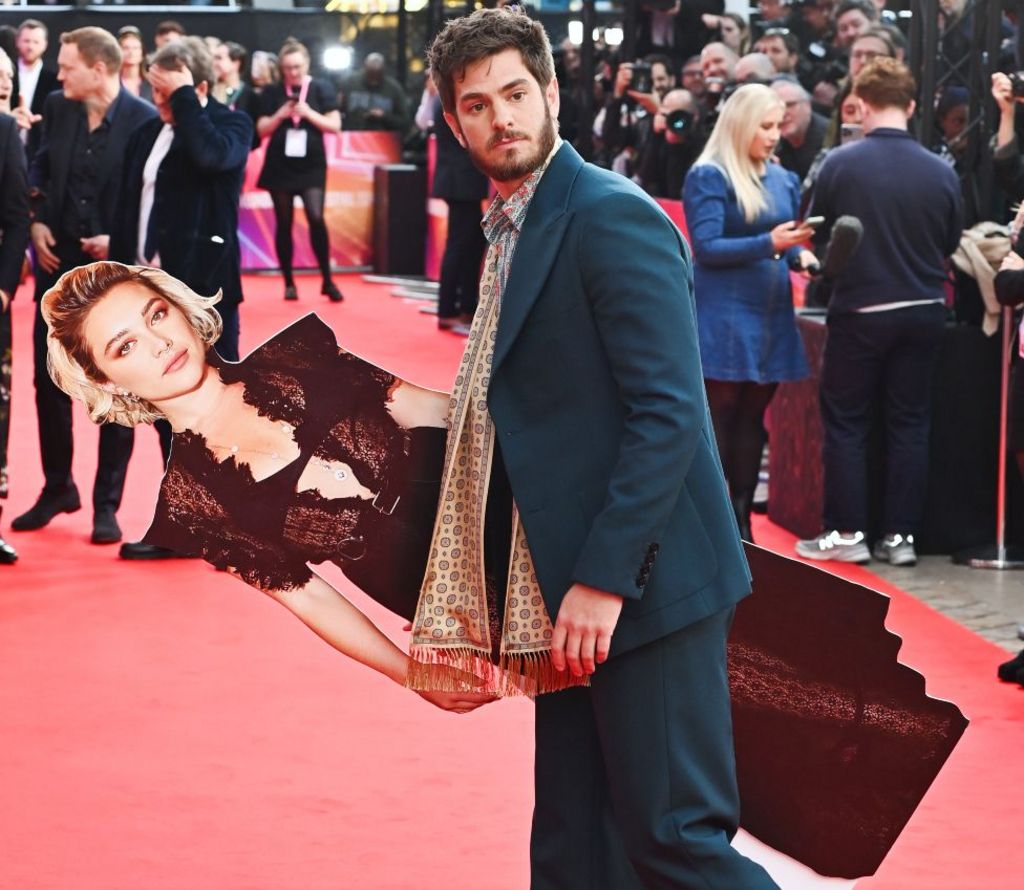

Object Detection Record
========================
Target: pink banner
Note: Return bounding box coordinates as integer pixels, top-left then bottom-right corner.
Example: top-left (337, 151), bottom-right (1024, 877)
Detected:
top-left (239, 131), bottom-right (401, 271)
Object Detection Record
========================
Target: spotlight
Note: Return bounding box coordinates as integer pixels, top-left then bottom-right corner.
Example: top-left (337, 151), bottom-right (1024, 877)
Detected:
top-left (323, 45), bottom-right (353, 72)
top-left (567, 21), bottom-right (583, 46)
top-left (604, 27), bottom-right (623, 46)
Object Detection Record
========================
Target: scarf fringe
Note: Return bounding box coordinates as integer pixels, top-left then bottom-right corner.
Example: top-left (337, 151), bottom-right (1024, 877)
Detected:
top-left (407, 646), bottom-right (590, 698)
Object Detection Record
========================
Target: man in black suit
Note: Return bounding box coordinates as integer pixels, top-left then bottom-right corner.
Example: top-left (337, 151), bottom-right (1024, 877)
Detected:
top-left (0, 65), bottom-right (31, 565)
top-left (15, 19), bottom-right (58, 164)
top-left (109, 36), bottom-right (252, 561)
top-left (13, 27), bottom-right (156, 544)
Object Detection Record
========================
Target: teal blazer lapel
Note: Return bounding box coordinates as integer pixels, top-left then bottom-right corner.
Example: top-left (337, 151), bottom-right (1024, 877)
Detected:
top-left (492, 143), bottom-right (585, 374)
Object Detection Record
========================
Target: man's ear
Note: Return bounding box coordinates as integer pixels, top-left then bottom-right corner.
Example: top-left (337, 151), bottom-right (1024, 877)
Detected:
top-left (546, 75), bottom-right (560, 120)
top-left (195, 80), bottom-right (210, 100)
top-left (906, 98), bottom-right (916, 118)
top-left (443, 109), bottom-right (466, 148)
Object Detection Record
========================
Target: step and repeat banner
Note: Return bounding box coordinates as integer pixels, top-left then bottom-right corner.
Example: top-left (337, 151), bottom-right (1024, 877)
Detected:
top-left (239, 131), bottom-right (401, 271)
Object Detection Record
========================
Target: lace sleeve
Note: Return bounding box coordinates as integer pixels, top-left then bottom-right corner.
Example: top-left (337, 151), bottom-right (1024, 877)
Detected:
top-left (141, 462), bottom-right (314, 592)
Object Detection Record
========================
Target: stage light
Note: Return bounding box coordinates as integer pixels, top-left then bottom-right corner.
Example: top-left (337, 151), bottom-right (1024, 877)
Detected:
top-left (604, 27), bottom-right (623, 47)
top-left (323, 45), bottom-right (353, 71)
top-left (568, 20), bottom-right (583, 45)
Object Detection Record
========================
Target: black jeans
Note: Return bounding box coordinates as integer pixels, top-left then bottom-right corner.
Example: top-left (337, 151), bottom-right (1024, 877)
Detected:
top-left (437, 199), bottom-right (486, 321)
top-left (821, 303), bottom-right (946, 534)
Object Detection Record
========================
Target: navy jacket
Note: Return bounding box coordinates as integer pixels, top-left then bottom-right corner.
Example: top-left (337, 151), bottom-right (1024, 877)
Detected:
top-left (489, 143), bottom-right (751, 656)
top-left (110, 88), bottom-right (252, 306)
top-left (0, 114), bottom-right (29, 298)
top-left (23, 67), bottom-right (59, 165)
top-left (29, 88), bottom-right (156, 295)
top-left (808, 128), bottom-right (963, 313)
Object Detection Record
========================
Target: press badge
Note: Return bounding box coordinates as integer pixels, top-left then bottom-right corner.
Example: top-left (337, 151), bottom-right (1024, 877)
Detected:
top-left (285, 128), bottom-right (308, 158)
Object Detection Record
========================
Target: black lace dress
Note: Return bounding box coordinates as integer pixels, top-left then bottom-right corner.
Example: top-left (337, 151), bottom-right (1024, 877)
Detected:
top-left (142, 313), bottom-right (444, 620)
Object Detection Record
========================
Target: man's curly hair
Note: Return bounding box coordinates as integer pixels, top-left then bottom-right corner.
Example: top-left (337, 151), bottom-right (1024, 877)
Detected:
top-left (427, 8), bottom-right (555, 115)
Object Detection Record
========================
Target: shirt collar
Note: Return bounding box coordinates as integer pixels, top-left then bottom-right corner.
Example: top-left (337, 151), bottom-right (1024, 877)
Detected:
top-left (482, 136), bottom-right (562, 244)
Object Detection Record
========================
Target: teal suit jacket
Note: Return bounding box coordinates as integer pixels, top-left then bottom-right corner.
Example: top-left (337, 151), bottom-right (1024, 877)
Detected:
top-left (488, 142), bottom-right (752, 656)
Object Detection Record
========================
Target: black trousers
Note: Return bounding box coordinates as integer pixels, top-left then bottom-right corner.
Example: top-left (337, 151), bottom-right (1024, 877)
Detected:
top-left (437, 199), bottom-right (486, 321)
top-left (531, 608), bottom-right (778, 890)
top-left (821, 303), bottom-right (946, 534)
top-left (32, 256), bottom-right (134, 513)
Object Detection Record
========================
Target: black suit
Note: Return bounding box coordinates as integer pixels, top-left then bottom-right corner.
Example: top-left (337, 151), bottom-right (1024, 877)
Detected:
top-left (27, 88), bottom-right (157, 515)
top-left (22, 66), bottom-right (58, 165)
top-left (110, 87), bottom-right (252, 465)
top-left (431, 97), bottom-right (487, 321)
top-left (0, 113), bottom-right (31, 527)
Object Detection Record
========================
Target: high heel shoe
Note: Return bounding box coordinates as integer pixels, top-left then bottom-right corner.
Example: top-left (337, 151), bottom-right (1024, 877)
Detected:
top-left (321, 281), bottom-right (344, 302)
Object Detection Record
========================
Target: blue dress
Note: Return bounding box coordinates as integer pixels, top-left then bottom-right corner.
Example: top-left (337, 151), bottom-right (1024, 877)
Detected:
top-left (683, 163), bottom-right (810, 383)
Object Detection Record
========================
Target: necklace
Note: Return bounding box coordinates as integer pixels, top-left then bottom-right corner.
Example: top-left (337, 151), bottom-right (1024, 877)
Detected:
top-left (206, 421), bottom-right (350, 481)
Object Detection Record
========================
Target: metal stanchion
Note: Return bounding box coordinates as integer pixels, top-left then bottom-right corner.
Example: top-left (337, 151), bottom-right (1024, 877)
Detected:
top-left (964, 305), bottom-right (1024, 569)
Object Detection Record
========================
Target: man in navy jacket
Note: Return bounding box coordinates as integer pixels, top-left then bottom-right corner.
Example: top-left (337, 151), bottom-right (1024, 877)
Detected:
top-left (428, 9), bottom-right (777, 888)
top-left (15, 27), bottom-right (156, 545)
top-left (797, 58), bottom-right (963, 567)
top-left (109, 36), bottom-right (253, 561)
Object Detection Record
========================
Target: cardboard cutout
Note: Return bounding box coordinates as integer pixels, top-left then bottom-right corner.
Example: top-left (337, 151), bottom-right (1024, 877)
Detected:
top-left (143, 313), bottom-right (967, 881)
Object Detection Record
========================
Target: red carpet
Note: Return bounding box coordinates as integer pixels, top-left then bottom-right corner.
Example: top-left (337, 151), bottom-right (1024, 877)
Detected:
top-left (1, 273), bottom-right (1021, 889)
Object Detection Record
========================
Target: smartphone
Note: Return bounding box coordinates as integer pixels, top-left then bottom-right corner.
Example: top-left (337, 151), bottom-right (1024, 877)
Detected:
top-left (803, 216), bottom-right (825, 229)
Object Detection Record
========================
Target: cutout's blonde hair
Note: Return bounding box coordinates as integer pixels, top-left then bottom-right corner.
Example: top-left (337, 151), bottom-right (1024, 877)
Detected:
top-left (693, 83), bottom-right (785, 223)
top-left (41, 263), bottom-right (223, 427)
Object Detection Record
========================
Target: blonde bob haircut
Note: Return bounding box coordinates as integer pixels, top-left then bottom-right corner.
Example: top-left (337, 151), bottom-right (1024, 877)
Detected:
top-left (692, 83), bottom-right (785, 223)
top-left (41, 262), bottom-right (223, 428)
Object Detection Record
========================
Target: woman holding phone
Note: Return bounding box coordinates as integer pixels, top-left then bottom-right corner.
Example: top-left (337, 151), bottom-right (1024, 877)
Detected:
top-left (256, 39), bottom-right (343, 304)
top-left (683, 83), bottom-right (816, 541)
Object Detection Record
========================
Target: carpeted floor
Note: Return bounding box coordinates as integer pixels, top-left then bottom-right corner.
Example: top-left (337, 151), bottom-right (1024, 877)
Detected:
top-left (0, 273), bottom-right (1020, 889)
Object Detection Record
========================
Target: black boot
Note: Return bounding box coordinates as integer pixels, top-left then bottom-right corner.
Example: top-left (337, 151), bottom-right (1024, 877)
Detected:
top-left (730, 488), bottom-right (755, 543)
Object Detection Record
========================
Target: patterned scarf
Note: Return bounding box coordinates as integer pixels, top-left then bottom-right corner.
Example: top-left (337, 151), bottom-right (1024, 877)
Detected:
top-left (407, 145), bottom-right (588, 698)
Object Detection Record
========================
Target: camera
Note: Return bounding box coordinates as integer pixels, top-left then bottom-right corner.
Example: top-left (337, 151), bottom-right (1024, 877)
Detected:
top-left (665, 108), bottom-right (694, 136)
top-left (1009, 72), bottom-right (1024, 98)
top-left (630, 62), bottom-right (653, 94)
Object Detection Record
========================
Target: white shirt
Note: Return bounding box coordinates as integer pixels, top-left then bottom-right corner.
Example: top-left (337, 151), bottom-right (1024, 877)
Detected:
top-left (18, 59), bottom-right (42, 110)
top-left (137, 124), bottom-right (175, 268)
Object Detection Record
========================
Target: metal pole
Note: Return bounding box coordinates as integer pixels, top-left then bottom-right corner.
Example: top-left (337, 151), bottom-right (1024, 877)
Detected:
top-left (397, 0), bottom-right (409, 88)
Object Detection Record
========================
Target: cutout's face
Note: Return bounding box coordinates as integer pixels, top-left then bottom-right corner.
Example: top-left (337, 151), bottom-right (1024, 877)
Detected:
top-left (444, 48), bottom-right (559, 188)
top-left (749, 105), bottom-right (783, 163)
top-left (81, 282), bottom-right (209, 405)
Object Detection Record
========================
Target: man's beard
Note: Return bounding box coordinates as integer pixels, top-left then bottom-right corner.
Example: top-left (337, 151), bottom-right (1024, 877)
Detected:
top-left (464, 102), bottom-right (557, 184)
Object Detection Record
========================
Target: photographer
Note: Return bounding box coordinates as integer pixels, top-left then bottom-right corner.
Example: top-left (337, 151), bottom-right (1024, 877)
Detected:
top-left (635, 88), bottom-right (703, 198)
top-left (991, 71), bottom-right (1024, 197)
top-left (600, 54), bottom-right (676, 175)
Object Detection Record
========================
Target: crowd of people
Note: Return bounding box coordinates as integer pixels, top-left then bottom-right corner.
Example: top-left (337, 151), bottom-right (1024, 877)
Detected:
top-left (0, 5), bottom-right (1021, 606)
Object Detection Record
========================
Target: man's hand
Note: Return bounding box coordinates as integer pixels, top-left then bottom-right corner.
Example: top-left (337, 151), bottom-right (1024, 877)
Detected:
top-left (0, 289), bottom-right (9, 313)
top-left (992, 72), bottom-right (1016, 117)
top-left (626, 90), bottom-right (660, 114)
top-left (551, 583), bottom-right (624, 677)
top-left (31, 222), bottom-right (60, 274)
top-left (148, 64), bottom-right (194, 95)
top-left (80, 234), bottom-right (109, 260)
top-left (12, 96), bottom-right (41, 132)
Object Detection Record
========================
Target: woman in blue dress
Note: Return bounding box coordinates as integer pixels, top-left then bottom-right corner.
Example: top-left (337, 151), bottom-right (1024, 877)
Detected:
top-left (683, 83), bottom-right (816, 541)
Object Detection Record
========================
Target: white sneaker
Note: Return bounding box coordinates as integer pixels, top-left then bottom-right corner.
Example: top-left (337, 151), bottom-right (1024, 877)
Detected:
top-left (872, 533), bottom-right (917, 566)
top-left (795, 530), bottom-right (871, 564)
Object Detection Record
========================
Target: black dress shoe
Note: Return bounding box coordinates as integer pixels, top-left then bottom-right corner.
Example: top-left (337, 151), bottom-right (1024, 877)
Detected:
top-left (0, 537), bottom-right (17, 564)
top-left (11, 486), bottom-right (82, 531)
top-left (91, 510), bottom-right (123, 545)
top-left (284, 284), bottom-right (299, 301)
top-left (321, 281), bottom-right (344, 302)
top-left (997, 649), bottom-right (1024, 683)
top-left (119, 541), bottom-right (196, 560)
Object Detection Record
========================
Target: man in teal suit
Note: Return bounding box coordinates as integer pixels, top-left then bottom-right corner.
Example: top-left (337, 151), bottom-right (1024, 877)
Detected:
top-left (427, 10), bottom-right (778, 888)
